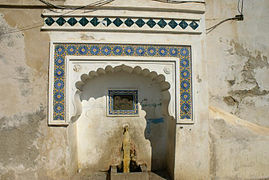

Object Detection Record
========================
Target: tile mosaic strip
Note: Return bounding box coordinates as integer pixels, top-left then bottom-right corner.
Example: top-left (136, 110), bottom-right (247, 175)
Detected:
top-left (44, 16), bottom-right (200, 32)
top-left (52, 43), bottom-right (192, 122)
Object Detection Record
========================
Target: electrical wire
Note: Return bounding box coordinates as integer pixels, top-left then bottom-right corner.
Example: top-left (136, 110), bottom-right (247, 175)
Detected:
top-left (38, 0), bottom-right (114, 11)
top-left (39, 0), bottom-right (115, 15)
top-left (153, 0), bottom-right (205, 4)
top-left (167, 0), bottom-right (205, 4)
top-left (206, 17), bottom-right (237, 34)
top-left (1, 0), bottom-right (242, 35)
top-left (0, 0), bottom-right (114, 35)
top-left (38, 0), bottom-right (65, 9)
top-left (38, 0), bottom-right (67, 12)
top-left (59, 0), bottom-right (115, 16)
top-left (238, 0), bottom-right (244, 15)
top-left (0, 23), bottom-right (43, 36)
top-left (206, 0), bottom-right (244, 34)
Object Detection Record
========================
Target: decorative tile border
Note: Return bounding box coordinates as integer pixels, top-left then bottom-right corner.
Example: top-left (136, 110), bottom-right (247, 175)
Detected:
top-left (43, 16), bottom-right (200, 33)
top-left (51, 43), bottom-right (192, 124)
top-left (108, 89), bottom-right (138, 116)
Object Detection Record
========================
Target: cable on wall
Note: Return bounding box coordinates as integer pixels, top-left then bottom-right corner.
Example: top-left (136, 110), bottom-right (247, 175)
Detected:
top-left (153, 0), bottom-right (205, 4)
top-left (238, 0), bottom-right (244, 15)
top-left (206, 0), bottom-right (244, 34)
top-left (0, 23), bottom-right (44, 36)
top-left (38, 0), bottom-right (114, 10)
top-left (0, 0), bottom-right (114, 36)
top-left (39, 0), bottom-right (115, 15)
top-left (1, 0), bottom-right (243, 35)
top-left (167, 0), bottom-right (205, 4)
top-left (59, 0), bottom-right (115, 16)
top-left (38, 0), bottom-right (66, 9)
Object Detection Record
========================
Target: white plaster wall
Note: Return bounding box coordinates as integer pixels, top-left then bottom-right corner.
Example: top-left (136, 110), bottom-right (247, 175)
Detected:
top-left (206, 0), bottom-right (269, 179)
top-left (76, 72), bottom-right (169, 172)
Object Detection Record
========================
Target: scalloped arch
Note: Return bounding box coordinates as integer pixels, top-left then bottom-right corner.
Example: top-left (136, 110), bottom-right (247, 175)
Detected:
top-left (75, 64), bottom-right (171, 92)
top-left (71, 64), bottom-right (172, 122)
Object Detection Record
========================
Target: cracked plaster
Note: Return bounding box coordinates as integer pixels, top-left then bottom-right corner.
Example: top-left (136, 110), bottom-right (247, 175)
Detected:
top-left (1, 0), bottom-right (269, 179)
top-left (206, 0), bottom-right (269, 179)
top-left (0, 9), bottom-right (71, 180)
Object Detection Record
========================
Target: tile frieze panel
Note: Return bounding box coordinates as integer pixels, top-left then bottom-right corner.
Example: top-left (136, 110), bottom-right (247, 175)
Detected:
top-left (49, 43), bottom-right (193, 125)
top-left (42, 16), bottom-right (201, 34)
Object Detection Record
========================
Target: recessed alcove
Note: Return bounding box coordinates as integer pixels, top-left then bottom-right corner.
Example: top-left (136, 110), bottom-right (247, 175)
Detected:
top-left (66, 63), bottom-right (177, 179)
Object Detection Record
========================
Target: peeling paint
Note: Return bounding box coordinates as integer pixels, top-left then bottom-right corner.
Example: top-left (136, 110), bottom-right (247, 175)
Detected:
top-left (0, 170), bottom-right (15, 180)
top-left (145, 118), bottom-right (164, 136)
top-left (147, 118), bottom-right (164, 124)
top-left (254, 67), bottom-right (269, 91)
top-left (196, 75), bottom-right (202, 83)
top-left (0, 105), bottom-right (45, 170)
top-left (229, 85), bottom-right (269, 100)
top-left (228, 40), bottom-right (269, 85)
top-left (206, 1), bottom-right (269, 178)
top-left (223, 96), bottom-right (238, 106)
top-left (0, 9), bottom-right (70, 180)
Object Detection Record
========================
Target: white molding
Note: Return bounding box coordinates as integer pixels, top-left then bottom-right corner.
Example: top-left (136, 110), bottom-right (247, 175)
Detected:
top-left (50, 40), bottom-right (192, 46)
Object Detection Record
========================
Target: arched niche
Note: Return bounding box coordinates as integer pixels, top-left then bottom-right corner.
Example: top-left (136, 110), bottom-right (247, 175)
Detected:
top-left (67, 62), bottom-right (177, 178)
top-left (72, 64), bottom-right (171, 122)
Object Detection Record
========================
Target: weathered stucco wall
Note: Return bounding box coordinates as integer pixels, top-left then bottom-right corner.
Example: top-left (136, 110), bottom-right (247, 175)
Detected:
top-left (206, 0), bottom-right (269, 179)
top-left (0, 9), bottom-right (72, 180)
top-left (0, 1), bottom-right (209, 179)
top-left (1, 2), bottom-right (209, 179)
top-left (2, 0), bottom-right (269, 179)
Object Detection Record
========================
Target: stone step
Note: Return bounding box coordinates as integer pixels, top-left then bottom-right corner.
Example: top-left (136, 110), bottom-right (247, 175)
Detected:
top-left (149, 172), bottom-right (167, 180)
top-left (73, 171), bottom-right (168, 180)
